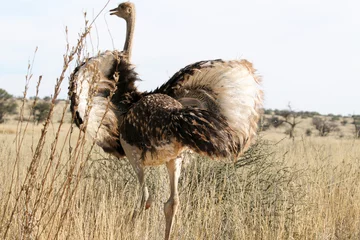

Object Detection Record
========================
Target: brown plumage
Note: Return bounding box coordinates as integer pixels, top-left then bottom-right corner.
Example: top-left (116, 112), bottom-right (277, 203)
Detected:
top-left (69, 2), bottom-right (263, 240)
top-left (120, 93), bottom-right (240, 161)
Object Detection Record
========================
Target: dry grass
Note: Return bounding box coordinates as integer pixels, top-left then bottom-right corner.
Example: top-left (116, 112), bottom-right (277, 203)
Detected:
top-left (1, 119), bottom-right (360, 239)
top-left (1, 8), bottom-right (360, 240)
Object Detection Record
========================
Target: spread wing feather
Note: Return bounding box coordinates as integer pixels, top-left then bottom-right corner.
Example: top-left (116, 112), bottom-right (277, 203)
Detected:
top-left (153, 59), bottom-right (263, 154)
top-left (68, 50), bottom-right (141, 157)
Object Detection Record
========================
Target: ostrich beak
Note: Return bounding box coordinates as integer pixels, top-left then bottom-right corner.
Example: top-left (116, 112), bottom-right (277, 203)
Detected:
top-left (109, 8), bottom-right (118, 15)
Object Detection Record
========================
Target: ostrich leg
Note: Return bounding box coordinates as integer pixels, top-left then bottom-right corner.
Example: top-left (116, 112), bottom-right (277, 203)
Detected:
top-left (120, 139), bottom-right (152, 210)
top-left (129, 160), bottom-right (151, 210)
top-left (164, 157), bottom-right (182, 240)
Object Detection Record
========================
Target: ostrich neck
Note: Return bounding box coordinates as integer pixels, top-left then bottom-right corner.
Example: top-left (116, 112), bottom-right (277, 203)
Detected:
top-left (124, 13), bottom-right (135, 61)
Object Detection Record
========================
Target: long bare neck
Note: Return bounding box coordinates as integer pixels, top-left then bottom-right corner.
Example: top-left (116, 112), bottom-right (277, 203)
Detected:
top-left (124, 10), bottom-right (135, 61)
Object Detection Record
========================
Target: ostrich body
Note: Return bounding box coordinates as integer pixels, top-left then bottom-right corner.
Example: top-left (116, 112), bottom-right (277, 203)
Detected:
top-left (69, 3), bottom-right (263, 240)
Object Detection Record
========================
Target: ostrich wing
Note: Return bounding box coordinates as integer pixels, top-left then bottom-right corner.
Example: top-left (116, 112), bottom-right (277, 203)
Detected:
top-left (69, 50), bottom-right (141, 157)
top-left (153, 59), bottom-right (263, 154)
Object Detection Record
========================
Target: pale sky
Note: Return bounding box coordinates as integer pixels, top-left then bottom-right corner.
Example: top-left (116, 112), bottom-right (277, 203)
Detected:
top-left (0, 0), bottom-right (359, 115)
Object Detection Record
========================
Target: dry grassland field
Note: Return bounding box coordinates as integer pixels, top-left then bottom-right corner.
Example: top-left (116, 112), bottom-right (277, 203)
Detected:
top-left (0, 99), bottom-right (359, 240)
top-left (0, 4), bottom-right (359, 239)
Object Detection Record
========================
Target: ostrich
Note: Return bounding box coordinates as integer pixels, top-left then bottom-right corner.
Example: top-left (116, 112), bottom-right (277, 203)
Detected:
top-left (69, 2), bottom-right (263, 240)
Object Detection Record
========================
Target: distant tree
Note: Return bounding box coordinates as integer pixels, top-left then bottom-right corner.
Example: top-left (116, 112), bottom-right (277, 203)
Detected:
top-left (263, 109), bottom-right (273, 115)
top-left (273, 109), bottom-right (281, 115)
top-left (305, 129), bottom-right (312, 136)
top-left (300, 113), bottom-right (308, 119)
top-left (267, 116), bottom-right (282, 128)
top-left (258, 115), bottom-right (270, 131)
top-left (278, 104), bottom-right (301, 140)
top-left (15, 96), bottom-right (24, 100)
top-left (353, 116), bottom-right (360, 138)
top-left (312, 117), bottom-right (339, 137)
top-left (0, 88), bottom-right (17, 123)
top-left (33, 102), bottom-right (51, 124)
top-left (331, 116), bottom-right (340, 122)
top-left (298, 111), bottom-right (320, 118)
top-left (42, 96), bottom-right (62, 105)
top-left (340, 119), bottom-right (348, 126)
top-left (355, 125), bottom-right (360, 139)
top-left (43, 96), bottom-right (51, 101)
top-left (266, 104), bottom-right (302, 139)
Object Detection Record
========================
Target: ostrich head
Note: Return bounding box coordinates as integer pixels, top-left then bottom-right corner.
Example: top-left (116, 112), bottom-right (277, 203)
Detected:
top-left (110, 2), bottom-right (135, 20)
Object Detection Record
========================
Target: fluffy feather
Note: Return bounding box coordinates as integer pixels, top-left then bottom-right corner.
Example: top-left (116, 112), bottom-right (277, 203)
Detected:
top-left (69, 50), bottom-right (141, 157)
top-left (155, 59), bottom-right (263, 154)
top-left (119, 93), bottom-right (239, 162)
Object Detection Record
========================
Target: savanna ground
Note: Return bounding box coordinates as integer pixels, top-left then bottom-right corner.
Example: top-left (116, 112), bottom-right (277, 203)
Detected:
top-left (0, 99), bottom-right (359, 240)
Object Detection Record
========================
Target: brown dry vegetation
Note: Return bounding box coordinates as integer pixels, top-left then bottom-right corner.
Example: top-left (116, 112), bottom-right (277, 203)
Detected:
top-left (0, 100), bottom-right (360, 239)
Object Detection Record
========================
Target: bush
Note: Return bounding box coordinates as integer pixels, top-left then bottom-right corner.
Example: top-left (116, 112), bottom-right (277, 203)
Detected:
top-left (258, 116), bottom-right (270, 131)
top-left (0, 88), bottom-right (17, 123)
top-left (331, 116), bottom-right (340, 122)
top-left (33, 102), bottom-right (51, 124)
top-left (298, 111), bottom-right (320, 118)
top-left (341, 119), bottom-right (348, 126)
top-left (305, 129), bottom-right (312, 136)
top-left (353, 119), bottom-right (360, 126)
top-left (312, 117), bottom-right (339, 137)
top-left (353, 117), bottom-right (360, 138)
top-left (263, 109), bottom-right (273, 115)
top-left (269, 116), bottom-right (284, 128)
top-left (43, 96), bottom-right (51, 101)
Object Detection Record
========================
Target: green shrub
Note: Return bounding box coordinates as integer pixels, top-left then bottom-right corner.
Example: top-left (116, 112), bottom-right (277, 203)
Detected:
top-left (0, 88), bottom-right (17, 123)
top-left (33, 102), bottom-right (51, 124)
